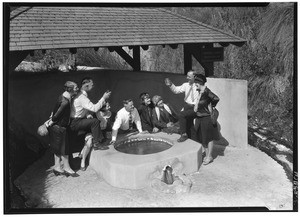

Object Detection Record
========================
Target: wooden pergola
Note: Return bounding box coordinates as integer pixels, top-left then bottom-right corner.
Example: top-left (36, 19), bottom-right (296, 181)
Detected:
top-left (9, 6), bottom-right (246, 76)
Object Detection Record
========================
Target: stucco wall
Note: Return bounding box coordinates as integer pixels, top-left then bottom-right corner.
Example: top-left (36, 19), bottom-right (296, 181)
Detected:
top-left (8, 69), bottom-right (247, 148)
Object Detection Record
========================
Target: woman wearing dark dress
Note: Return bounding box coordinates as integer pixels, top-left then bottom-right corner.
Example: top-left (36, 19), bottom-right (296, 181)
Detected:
top-left (48, 81), bottom-right (79, 177)
top-left (192, 74), bottom-right (220, 165)
top-left (138, 92), bottom-right (159, 133)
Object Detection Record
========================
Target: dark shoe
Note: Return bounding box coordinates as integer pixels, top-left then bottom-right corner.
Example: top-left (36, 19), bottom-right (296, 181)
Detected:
top-left (80, 166), bottom-right (86, 171)
top-left (53, 169), bottom-right (64, 176)
top-left (64, 171), bottom-right (80, 177)
top-left (177, 134), bottom-right (188, 143)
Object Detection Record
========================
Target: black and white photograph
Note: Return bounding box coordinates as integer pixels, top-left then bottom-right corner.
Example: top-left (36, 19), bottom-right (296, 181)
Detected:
top-left (2, 1), bottom-right (297, 213)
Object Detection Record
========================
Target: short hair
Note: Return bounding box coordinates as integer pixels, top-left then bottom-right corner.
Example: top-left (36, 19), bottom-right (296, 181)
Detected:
top-left (64, 81), bottom-right (77, 92)
top-left (81, 77), bottom-right (93, 86)
top-left (139, 92), bottom-right (150, 102)
top-left (188, 70), bottom-right (197, 76)
top-left (123, 99), bottom-right (133, 105)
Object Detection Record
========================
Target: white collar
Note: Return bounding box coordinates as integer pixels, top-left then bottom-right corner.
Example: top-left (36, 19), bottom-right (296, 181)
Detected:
top-left (81, 90), bottom-right (88, 97)
top-left (62, 91), bottom-right (71, 100)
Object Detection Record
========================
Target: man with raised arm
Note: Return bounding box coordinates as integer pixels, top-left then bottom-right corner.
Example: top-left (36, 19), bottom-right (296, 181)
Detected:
top-left (165, 70), bottom-right (200, 142)
top-left (70, 77), bottom-right (111, 150)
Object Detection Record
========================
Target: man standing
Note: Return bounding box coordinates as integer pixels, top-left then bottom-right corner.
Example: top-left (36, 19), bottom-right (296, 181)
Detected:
top-left (110, 99), bottom-right (147, 145)
top-left (70, 77), bottom-right (111, 150)
top-left (165, 70), bottom-right (200, 142)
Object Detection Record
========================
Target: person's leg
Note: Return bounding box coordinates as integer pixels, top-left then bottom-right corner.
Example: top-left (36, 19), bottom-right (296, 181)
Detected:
top-left (178, 106), bottom-right (197, 142)
top-left (52, 154), bottom-right (65, 176)
top-left (53, 154), bottom-right (63, 171)
top-left (80, 136), bottom-right (92, 171)
top-left (62, 155), bottom-right (75, 173)
top-left (203, 141), bottom-right (214, 165)
top-left (71, 118), bottom-right (107, 149)
top-left (61, 155), bottom-right (79, 177)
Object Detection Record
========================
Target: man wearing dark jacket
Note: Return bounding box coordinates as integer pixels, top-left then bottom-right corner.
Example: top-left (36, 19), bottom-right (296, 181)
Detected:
top-left (152, 95), bottom-right (179, 134)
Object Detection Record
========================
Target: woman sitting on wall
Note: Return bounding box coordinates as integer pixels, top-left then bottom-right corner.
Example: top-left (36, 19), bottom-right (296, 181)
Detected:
top-left (192, 74), bottom-right (220, 165)
top-left (47, 81), bottom-right (80, 177)
top-left (152, 95), bottom-right (180, 134)
top-left (138, 92), bottom-right (159, 133)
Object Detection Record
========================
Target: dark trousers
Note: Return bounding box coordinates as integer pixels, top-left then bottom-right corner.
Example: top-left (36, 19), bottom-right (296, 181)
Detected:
top-left (70, 118), bottom-right (104, 144)
top-left (178, 103), bottom-right (197, 137)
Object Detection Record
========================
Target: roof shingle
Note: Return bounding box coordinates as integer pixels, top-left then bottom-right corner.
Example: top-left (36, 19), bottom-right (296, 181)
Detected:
top-left (10, 7), bottom-right (246, 51)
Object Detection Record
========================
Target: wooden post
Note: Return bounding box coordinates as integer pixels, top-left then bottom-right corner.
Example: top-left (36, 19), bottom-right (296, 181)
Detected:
top-left (183, 44), bottom-right (192, 75)
top-left (202, 44), bottom-right (214, 77)
top-left (133, 46), bottom-right (141, 71)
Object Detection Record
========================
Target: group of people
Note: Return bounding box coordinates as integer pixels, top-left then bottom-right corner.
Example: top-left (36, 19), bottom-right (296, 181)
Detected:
top-left (44, 70), bottom-right (220, 178)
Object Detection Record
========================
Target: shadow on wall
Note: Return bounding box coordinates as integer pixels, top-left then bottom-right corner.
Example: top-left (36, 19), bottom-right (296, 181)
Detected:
top-left (213, 122), bottom-right (229, 159)
top-left (8, 114), bottom-right (53, 209)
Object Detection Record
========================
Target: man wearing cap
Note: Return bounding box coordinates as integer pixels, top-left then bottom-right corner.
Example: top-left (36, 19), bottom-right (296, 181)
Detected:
top-left (70, 77), bottom-right (111, 150)
top-left (165, 70), bottom-right (203, 142)
top-left (152, 95), bottom-right (179, 133)
top-left (110, 99), bottom-right (147, 145)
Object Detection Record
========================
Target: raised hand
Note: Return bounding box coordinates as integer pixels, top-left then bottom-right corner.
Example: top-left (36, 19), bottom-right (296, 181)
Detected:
top-left (165, 78), bottom-right (172, 87)
top-left (102, 90), bottom-right (111, 100)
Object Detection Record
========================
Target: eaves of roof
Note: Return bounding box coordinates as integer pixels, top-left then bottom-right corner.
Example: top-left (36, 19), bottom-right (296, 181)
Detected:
top-left (9, 7), bottom-right (247, 51)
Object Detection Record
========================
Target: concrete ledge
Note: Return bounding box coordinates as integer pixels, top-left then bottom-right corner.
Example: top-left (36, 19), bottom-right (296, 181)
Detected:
top-left (89, 132), bottom-right (203, 189)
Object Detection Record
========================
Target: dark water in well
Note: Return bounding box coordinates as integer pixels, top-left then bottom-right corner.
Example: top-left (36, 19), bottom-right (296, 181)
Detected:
top-left (115, 140), bottom-right (172, 155)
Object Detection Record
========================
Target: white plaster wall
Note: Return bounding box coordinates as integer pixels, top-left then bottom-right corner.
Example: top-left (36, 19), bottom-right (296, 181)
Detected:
top-left (206, 78), bottom-right (248, 148)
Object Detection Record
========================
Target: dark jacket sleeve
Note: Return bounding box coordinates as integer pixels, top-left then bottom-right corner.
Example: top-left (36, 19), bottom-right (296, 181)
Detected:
top-left (208, 89), bottom-right (220, 108)
top-left (138, 106), bottom-right (153, 131)
top-left (167, 103), bottom-right (179, 122)
top-left (152, 109), bottom-right (167, 129)
top-left (51, 99), bottom-right (69, 123)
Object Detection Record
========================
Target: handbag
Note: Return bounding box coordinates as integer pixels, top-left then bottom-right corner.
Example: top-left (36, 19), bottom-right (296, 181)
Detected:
top-left (37, 123), bottom-right (49, 136)
top-left (209, 103), bottom-right (219, 126)
top-left (37, 112), bottom-right (53, 136)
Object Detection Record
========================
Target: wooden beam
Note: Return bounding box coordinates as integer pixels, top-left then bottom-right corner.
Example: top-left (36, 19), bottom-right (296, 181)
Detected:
top-left (169, 44), bottom-right (178, 49)
top-left (108, 46), bottom-right (115, 52)
top-left (219, 42), bottom-right (230, 47)
top-left (113, 47), bottom-right (135, 69)
top-left (133, 46), bottom-right (141, 71)
top-left (69, 48), bottom-right (77, 54)
top-left (188, 43), bottom-right (215, 77)
top-left (141, 45), bottom-right (149, 51)
top-left (9, 51), bottom-right (30, 73)
top-left (183, 44), bottom-right (193, 75)
top-left (231, 42), bottom-right (245, 47)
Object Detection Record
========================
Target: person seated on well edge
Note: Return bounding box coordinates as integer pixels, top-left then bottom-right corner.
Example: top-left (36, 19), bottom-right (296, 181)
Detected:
top-left (191, 74), bottom-right (220, 165)
top-left (138, 92), bottom-right (159, 133)
top-left (78, 102), bottom-right (112, 171)
top-left (70, 77), bottom-right (111, 151)
top-left (152, 95), bottom-right (179, 134)
top-left (109, 99), bottom-right (148, 145)
top-left (165, 70), bottom-right (199, 142)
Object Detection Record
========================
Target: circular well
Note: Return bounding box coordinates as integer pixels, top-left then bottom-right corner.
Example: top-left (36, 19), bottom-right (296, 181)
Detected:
top-left (115, 138), bottom-right (172, 155)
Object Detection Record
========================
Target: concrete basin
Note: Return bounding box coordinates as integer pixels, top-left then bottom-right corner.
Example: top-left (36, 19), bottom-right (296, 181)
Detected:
top-left (89, 132), bottom-right (203, 189)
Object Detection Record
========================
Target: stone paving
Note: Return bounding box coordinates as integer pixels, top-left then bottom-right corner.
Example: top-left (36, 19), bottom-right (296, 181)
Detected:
top-left (14, 144), bottom-right (293, 210)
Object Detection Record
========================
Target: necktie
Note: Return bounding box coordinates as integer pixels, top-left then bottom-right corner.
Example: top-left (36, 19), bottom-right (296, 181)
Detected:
top-left (194, 91), bottom-right (201, 112)
top-left (129, 111), bottom-right (133, 130)
top-left (191, 85), bottom-right (194, 102)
